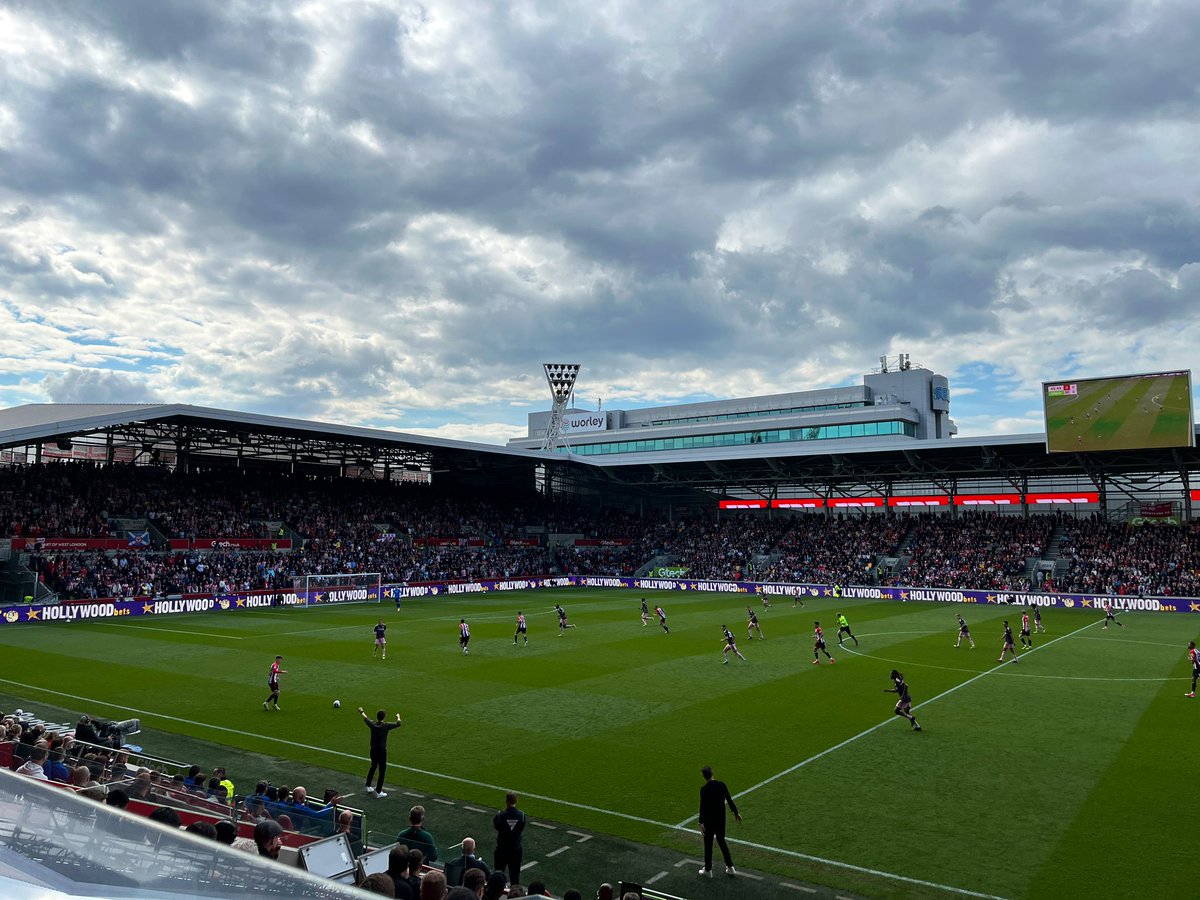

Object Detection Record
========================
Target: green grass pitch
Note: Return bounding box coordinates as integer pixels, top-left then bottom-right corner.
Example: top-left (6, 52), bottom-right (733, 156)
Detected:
top-left (1044, 372), bottom-right (1192, 452)
top-left (1, 589), bottom-right (1195, 899)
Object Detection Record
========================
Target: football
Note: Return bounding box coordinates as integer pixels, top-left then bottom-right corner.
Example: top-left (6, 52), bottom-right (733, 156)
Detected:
top-left (333, 700), bottom-right (341, 708)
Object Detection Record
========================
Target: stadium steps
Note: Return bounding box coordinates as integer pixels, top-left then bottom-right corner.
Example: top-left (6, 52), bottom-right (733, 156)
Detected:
top-left (1042, 523), bottom-right (1068, 562)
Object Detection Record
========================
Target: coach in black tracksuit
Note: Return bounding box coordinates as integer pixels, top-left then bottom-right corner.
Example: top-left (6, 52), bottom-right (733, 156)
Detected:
top-left (698, 765), bottom-right (741, 876)
top-left (359, 708), bottom-right (402, 796)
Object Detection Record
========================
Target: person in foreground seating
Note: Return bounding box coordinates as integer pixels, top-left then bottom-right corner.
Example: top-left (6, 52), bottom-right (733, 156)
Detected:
top-left (253, 819), bottom-right (284, 860)
top-left (420, 869), bottom-right (447, 900)
top-left (386, 844), bottom-right (413, 899)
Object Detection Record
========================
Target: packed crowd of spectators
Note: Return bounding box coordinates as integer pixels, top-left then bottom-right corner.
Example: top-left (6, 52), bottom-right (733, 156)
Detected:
top-left (764, 515), bottom-right (908, 585)
top-left (10, 462), bottom-right (1200, 601)
top-left (1055, 517), bottom-right (1200, 597)
top-left (891, 511), bottom-right (1061, 592)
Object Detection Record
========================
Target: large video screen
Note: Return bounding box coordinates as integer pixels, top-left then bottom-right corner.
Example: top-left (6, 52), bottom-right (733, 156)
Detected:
top-left (1042, 371), bottom-right (1194, 453)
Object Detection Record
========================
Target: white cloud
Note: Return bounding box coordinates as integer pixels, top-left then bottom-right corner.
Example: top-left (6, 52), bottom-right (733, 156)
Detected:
top-left (0, 0), bottom-right (1197, 445)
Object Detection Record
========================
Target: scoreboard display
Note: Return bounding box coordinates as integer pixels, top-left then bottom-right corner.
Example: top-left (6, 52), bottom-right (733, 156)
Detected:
top-left (1042, 370), bottom-right (1194, 453)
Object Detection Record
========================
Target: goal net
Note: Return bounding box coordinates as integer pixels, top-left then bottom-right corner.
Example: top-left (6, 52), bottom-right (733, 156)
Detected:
top-left (291, 572), bottom-right (382, 607)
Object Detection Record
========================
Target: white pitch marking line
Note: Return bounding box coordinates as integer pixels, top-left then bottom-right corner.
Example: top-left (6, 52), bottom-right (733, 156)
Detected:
top-left (463, 806), bottom-right (489, 814)
top-left (0, 677), bottom-right (1005, 899)
top-left (403, 791), bottom-right (424, 798)
top-left (431, 798), bottom-right (455, 806)
top-left (520, 861), bottom-right (539, 871)
top-left (546, 846), bottom-right (571, 858)
top-left (781, 885), bottom-right (817, 894)
top-left (674, 616), bottom-right (1102, 826)
top-left (738, 871), bottom-right (764, 881)
top-left (567, 830), bottom-right (591, 842)
top-left (96, 622), bottom-right (244, 640)
top-left (645, 871), bottom-right (669, 885)
top-left (260, 623), bottom-right (365, 638)
top-left (673, 859), bottom-right (703, 868)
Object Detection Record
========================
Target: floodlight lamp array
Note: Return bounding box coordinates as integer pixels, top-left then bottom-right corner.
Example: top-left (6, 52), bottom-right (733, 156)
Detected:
top-left (543, 363), bottom-right (581, 401)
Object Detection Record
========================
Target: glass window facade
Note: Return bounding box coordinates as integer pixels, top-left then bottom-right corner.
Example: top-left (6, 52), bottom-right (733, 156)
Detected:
top-left (645, 401), bottom-right (868, 427)
top-left (563, 419), bottom-right (916, 455)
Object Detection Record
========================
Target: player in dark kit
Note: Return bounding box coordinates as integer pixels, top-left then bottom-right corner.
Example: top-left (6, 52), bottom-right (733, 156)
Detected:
top-left (641, 597), bottom-right (650, 627)
top-left (1187, 641), bottom-right (1199, 699)
top-left (721, 626), bottom-right (747, 664)
top-left (1019, 611), bottom-right (1032, 650)
top-left (372, 620), bottom-right (387, 659)
top-left (998, 621), bottom-right (1019, 663)
top-left (812, 622), bottom-right (834, 665)
top-left (746, 607), bottom-right (764, 640)
top-left (459, 619), bottom-right (471, 655)
top-left (885, 670), bottom-right (922, 731)
top-left (513, 611), bottom-right (528, 646)
top-left (955, 614), bottom-right (975, 649)
top-left (263, 655), bottom-right (286, 710)
top-left (835, 612), bottom-right (858, 647)
top-left (1102, 602), bottom-right (1123, 629)
top-left (555, 604), bottom-right (576, 635)
top-left (1034, 606), bottom-right (1045, 633)
top-left (655, 605), bottom-right (670, 633)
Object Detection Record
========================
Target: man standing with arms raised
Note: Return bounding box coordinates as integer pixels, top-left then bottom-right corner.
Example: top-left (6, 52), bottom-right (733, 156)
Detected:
top-left (359, 706), bottom-right (402, 799)
top-left (493, 791), bottom-right (527, 886)
top-left (697, 765), bottom-right (741, 877)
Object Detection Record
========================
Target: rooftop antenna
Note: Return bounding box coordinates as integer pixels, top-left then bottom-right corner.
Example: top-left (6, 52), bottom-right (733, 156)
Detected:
top-left (541, 363), bottom-right (581, 452)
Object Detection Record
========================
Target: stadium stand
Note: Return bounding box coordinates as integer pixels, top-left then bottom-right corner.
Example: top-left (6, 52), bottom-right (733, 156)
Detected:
top-left (7, 463), bottom-right (1200, 600)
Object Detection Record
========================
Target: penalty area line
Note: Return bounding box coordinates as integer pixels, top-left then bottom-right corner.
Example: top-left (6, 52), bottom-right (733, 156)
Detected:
top-left (0, 676), bottom-right (1010, 899)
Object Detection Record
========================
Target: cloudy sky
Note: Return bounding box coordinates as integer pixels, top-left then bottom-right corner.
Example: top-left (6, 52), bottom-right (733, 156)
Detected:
top-left (2, 0), bottom-right (1197, 445)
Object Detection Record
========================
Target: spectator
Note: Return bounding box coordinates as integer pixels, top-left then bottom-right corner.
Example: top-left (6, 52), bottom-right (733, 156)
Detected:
top-left (45, 747), bottom-right (72, 783)
top-left (563, 892), bottom-right (582, 900)
top-left (186, 821), bottom-right (219, 840)
top-left (397, 805), bottom-right (438, 863)
top-left (16, 744), bottom-right (49, 780)
top-left (420, 870), bottom-right (448, 900)
top-left (106, 789), bottom-right (130, 809)
top-left (405, 849), bottom-right (425, 897)
top-left (214, 820), bottom-right (239, 845)
top-left (148, 807), bottom-right (183, 829)
top-left (447, 836), bottom-right (490, 884)
top-left (484, 872), bottom-right (508, 900)
top-left (447, 889), bottom-right (476, 900)
top-left (254, 819), bottom-right (284, 859)
top-left (386, 844), bottom-right (414, 899)
top-left (462, 868), bottom-right (488, 898)
top-left (362, 873), bottom-right (397, 897)
top-left (526, 882), bottom-right (548, 897)
top-left (596, 885), bottom-right (614, 900)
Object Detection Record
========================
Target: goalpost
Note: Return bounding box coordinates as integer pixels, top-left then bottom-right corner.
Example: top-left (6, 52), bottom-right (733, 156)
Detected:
top-left (291, 572), bottom-right (383, 607)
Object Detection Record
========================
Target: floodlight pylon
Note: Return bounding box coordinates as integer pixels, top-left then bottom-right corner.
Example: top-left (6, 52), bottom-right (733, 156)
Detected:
top-left (541, 363), bottom-right (581, 452)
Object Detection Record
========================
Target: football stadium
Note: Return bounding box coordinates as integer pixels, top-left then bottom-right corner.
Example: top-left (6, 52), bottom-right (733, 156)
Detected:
top-left (1, 361), bottom-right (1198, 900)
